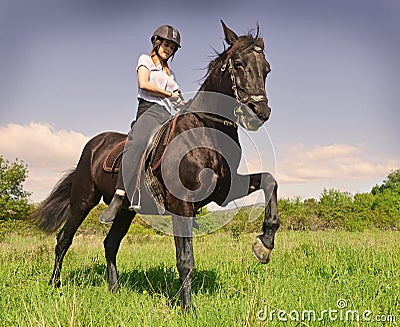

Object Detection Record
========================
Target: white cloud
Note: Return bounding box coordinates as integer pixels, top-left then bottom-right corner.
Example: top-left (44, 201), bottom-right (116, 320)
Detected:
top-left (1, 123), bottom-right (398, 203)
top-left (0, 122), bottom-right (89, 170)
top-left (0, 123), bottom-right (89, 202)
top-left (276, 143), bottom-right (399, 184)
top-left (236, 142), bottom-right (398, 199)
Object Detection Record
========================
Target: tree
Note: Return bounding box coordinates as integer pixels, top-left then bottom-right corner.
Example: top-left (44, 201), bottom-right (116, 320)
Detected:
top-left (0, 156), bottom-right (31, 220)
top-left (371, 169), bottom-right (400, 195)
top-left (318, 188), bottom-right (353, 227)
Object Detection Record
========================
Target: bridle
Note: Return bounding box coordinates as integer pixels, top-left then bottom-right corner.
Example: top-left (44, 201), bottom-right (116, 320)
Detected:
top-left (220, 45), bottom-right (268, 118)
top-left (187, 45), bottom-right (269, 129)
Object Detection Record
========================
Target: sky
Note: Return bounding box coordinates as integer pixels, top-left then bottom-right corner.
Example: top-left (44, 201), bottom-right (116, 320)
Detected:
top-left (0, 0), bottom-right (399, 203)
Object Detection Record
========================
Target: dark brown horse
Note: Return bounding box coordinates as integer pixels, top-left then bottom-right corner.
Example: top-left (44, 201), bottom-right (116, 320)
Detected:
top-left (32, 21), bottom-right (279, 311)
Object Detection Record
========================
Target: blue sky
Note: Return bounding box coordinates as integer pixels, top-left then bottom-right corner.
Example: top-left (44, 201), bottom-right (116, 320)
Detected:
top-left (0, 0), bottom-right (399, 202)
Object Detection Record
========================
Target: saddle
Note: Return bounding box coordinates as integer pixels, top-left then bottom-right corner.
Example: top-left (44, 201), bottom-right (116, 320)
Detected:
top-left (102, 118), bottom-right (175, 173)
top-left (103, 141), bottom-right (125, 173)
top-left (102, 116), bottom-right (178, 210)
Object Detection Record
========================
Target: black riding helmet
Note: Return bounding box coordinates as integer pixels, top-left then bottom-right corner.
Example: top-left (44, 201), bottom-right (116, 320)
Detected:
top-left (151, 25), bottom-right (181, 55)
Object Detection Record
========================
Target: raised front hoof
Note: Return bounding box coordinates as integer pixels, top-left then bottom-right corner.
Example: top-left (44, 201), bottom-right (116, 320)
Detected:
top-left (252, 237), bottom-right (272, 264)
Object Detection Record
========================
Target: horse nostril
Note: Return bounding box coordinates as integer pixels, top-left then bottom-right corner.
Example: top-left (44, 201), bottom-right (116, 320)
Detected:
top-left (260, 103), bottom-right (271, 121)
top-left (247, 102), bottom-right (256, 112)
top-left (246, 101), bottom-right (270, 122)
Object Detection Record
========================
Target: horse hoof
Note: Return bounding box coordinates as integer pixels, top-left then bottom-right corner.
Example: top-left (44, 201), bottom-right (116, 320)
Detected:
top-left (109, 283), bottom-right (119, 293)
top-left (49, 279), bottom-right (61, 288)
top-left (252, 237), bottom-right (271, 264)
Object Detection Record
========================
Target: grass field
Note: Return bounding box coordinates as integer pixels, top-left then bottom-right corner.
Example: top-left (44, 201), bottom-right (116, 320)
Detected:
top-left (0, 227), bottom-right (399, 326)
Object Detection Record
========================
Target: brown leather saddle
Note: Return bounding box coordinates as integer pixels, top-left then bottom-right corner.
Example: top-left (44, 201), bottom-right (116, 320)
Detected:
top-left (103, 140), bottom-right (125, 173)
top-left (102, 117), bottom-right (177, 211)
top-left (102, 118), bottom-right (175, 174)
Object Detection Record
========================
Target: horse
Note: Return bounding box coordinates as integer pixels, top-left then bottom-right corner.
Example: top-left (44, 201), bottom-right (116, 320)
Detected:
top-left (32, 21), bottom-right (280, 311)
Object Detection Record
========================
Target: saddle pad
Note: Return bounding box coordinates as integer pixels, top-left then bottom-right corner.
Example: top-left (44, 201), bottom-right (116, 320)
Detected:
top-left (145, 119), bottom-right (173, 169)
top-left (103, 140), bottom-right (126, 173)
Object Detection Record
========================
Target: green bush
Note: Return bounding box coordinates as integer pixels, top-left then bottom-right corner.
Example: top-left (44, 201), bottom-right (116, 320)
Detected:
top-left (278, 197), bottom-right (326, 231)
top-left (371, 189), bottom-right (400, 229)
top-left (318, 188), bottom-right (352, 226)
top-left (5, 167), bottom-right (399, 235)
top-left (0, 156), bottom-right (31, 220)
top-left (245, 170), bottom-right (399, 233)
top-left (372, 169), bottom-right (400, 195)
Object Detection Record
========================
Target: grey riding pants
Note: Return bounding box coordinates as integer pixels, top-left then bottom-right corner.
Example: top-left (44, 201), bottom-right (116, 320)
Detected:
top-left (116, 100), bottom-right (172, 202)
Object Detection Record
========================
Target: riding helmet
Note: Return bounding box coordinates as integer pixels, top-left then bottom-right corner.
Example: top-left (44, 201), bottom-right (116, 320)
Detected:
top-left (151, 25), bottom-right (181, 49)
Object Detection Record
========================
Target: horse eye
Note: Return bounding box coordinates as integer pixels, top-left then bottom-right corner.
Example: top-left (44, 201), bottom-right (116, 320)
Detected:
top-left (234, 61), bottom-right (243, 69)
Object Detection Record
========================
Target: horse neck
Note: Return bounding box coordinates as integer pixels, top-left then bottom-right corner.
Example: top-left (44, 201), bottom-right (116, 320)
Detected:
top-left (199, 71), bottom-right (233, 97)
top-left (188, 70), bottom-right (237, 118)
top-left (182, 77), bottom-right (239, 144)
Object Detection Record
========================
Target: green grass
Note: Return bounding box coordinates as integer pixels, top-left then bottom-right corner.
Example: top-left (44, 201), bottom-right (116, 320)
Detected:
top-left (0, 229), bottom-right (399, 326)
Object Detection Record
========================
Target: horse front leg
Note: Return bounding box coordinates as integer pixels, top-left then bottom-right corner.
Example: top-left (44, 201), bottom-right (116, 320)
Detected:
top-left (171, 212), bottom-right (194, 312)
top-left (224, 172), bottom-right (279, 264)
top-left (251, 173), bottom-right (280, 264)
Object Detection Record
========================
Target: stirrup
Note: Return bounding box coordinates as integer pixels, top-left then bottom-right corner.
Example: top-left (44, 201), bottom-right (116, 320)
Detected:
top-left (129, 204), bottom-right (141, 211)
top-left (128, 189), bottom-right (141, 211)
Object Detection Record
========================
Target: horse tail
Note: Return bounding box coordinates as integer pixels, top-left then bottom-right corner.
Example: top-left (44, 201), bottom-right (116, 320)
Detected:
top-left (31, 169), bottom-right (76, 234)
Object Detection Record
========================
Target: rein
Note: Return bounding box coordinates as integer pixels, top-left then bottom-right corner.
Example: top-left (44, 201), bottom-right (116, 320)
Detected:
top-left (192, 111), bottom-right (238, 128)
top-left (150, 108), bottom-right (237, 172)
top-left (151, 45), bottom-right (268, 171)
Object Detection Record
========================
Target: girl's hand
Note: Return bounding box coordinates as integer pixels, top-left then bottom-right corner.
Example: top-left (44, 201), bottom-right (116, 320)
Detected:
top-left (169, 90), bottom-right (186, 108)
top-left (169, 90), bottom-right (180, 101)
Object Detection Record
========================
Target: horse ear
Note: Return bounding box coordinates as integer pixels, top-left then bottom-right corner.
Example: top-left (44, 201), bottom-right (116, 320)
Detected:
top-left (221, 20), bottom-right (238, 46)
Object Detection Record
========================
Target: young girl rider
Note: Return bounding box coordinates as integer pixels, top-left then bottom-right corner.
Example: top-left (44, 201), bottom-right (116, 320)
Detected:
top-left (100, 25), bottom-right (183, 224)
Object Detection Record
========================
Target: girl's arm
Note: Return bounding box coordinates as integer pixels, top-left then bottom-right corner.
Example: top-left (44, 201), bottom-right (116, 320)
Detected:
top-left (137, 66), bottom-right (179, 99)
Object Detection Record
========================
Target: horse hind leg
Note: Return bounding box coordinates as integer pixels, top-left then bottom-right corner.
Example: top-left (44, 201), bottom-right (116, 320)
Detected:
top-left (50, 189), bottom-right (101, 287)
top-left (50, 205), bottom-right (72, 287)
top-left (103, 209), bottom-right (135, 292)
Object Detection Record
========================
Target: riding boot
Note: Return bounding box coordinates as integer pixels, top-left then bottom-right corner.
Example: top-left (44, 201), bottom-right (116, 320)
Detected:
top-left (99, 189), bottom-right (125, 224)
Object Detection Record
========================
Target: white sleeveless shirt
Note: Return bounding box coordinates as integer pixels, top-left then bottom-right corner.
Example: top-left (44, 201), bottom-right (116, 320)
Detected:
top-left (136, 54), bottom-right (179, 113)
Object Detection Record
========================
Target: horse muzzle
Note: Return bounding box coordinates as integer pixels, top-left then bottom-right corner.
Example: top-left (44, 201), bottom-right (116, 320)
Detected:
top-left (235, 100), bottom-right (270, 131)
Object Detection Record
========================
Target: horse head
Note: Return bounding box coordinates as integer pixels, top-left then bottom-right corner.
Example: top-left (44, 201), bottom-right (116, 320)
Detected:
top-left (221, 21), bottom-right (271, 130)
top-left (202, 21), bottom-right (272, 131)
